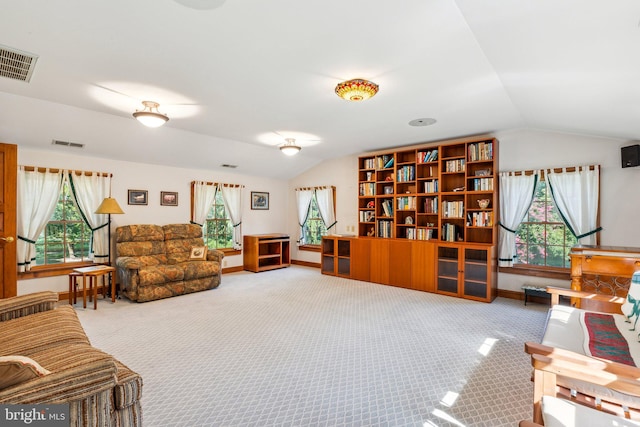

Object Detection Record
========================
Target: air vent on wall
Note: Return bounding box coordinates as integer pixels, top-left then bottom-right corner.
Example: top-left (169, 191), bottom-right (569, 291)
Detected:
top-left (52, 140), bottom-right (84, 149)
top-left (0, 45), bottom-right (38, 82)
top-left (221, 164), bottom-right (238, 168)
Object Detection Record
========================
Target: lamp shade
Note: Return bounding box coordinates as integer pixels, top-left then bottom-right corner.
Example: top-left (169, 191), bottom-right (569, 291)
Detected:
top-left (335, 79), bottom-right (379, 101)
top-left (133, 101), bottom-right (169, 128)
top-left (95, 197), bottom-right (125, 214)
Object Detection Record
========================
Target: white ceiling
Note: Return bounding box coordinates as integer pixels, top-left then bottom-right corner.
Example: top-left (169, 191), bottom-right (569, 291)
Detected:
top-left (1, 0), bottom-right (639, 179)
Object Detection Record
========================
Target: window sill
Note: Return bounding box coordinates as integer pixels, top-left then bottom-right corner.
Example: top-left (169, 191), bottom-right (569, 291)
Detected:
top-left (218, 248), bottom-right (241, 256)
top-left (18, 262), bottom-right (96, 280)
top-left (499, 265), bottom-right (571, 281)
top-left (299, 245), bottom-right (321, 253)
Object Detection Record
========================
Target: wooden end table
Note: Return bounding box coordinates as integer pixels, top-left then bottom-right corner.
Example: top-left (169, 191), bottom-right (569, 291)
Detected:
top-left (69, 265), bottom-right (116, 310)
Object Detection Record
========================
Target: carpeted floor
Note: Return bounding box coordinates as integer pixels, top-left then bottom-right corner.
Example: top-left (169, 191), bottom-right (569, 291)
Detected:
top-left (76, 266), bottom-right (549, 427)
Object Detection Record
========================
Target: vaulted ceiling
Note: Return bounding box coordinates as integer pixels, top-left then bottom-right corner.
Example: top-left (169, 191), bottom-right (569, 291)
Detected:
top-left (1, 0), bottom-right (638, 179)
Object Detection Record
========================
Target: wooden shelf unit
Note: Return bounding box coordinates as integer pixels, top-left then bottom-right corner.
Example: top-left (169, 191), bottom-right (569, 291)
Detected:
top-left (321, 236), bottom-right (353, 277)
top-left (354, 136), bottom-right (498, 302)
top-left (243, 234), bottom-right (291, 272)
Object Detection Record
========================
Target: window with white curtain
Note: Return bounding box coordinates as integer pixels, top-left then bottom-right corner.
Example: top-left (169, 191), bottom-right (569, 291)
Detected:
top-left (190, 181), bottom-right (243, 251)
top-left (296, 186), bottom-right (336, 247)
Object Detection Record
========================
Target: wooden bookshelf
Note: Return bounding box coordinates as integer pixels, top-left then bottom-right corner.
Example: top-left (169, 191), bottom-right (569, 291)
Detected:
top-left (243, 234), bottom-right (290, 272)
top-left (355, 136), bottom-right (498, 302)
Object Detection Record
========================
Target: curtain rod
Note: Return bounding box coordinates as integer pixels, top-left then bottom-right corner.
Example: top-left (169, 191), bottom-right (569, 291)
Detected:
top-left (20, 165), bottom-right (112, 177)
top-left (191, 180), bottom-right (244, 188)
top-left (502, 165), bottom-right (599, 178)
top-left (295, 185), bottom-right (336, 191)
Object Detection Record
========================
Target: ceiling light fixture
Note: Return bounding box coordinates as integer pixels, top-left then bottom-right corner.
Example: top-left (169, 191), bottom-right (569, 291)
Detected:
top-left (335, 79), bottom-right (379, 101)
top-left (133, 101), bottom-right (169, 128)
top-left (280, 138), bottom-right (301, 156)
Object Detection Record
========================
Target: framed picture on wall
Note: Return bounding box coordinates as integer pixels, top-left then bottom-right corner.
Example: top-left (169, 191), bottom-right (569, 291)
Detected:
top-left (161, 191), bottom-right (178, 206)
top-left (128, 190), bottom-right (148, 205)
top-left (251, 191), bottom-right (269, 210)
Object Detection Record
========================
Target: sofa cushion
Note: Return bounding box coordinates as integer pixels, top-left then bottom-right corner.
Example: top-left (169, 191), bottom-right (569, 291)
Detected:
top-left (164, 224), bottom-right (206, 264)
top-left (0, 305), bottom-right (91, 356)
top-left (138, 265), bottom-right (184, 286)
top-left (180, 260), bottom-right (221, 281)
top-left (116, 224), bottom-right (164, 242)
top-left (116, 241), bottom-right (167, 263)
top-left (0, 356), bottom-right (50, 389)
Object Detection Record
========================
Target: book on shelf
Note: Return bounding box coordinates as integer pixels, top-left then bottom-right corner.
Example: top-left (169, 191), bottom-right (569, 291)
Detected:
top-left (384, 157), bottom-right (394, 169)
top-left (423, 180), bottom-right (438, 193)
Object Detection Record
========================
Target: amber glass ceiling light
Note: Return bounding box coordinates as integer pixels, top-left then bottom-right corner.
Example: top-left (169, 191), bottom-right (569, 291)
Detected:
top-left (280, 138), bottom-right (301, 156)
top-left (335, 79), bottom-right (379, 101)
top-left (133, 101), bottom-right (169, 128)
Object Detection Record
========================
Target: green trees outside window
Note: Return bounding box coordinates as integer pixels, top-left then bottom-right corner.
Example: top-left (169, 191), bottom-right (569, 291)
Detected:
top-left (303, 196), bottom-right (328, 245)
top-left (35, 182), bottom-right (91, 265)
top-left (515, 180), bottom-right (578, 268)
top-left (204, 191), bottom-right (233, 250)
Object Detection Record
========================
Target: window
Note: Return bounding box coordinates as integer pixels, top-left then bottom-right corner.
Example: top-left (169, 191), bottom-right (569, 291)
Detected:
top-left (203, 190), bottom-right (234, 250)
top-left (514, 180), bottom-right (578, 269)
top-left (302, 195), bottom-right (328, 246)
top-left (35, 181), bottom-right (91, 265)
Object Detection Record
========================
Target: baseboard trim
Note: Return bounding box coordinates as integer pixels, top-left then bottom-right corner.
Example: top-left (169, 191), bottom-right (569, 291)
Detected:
top-left (292, 260), bottom-right (321, 269)
top-left (497, 289), bottom-right (523, 300)
top-left (222, 266), bottom-right (244, 274)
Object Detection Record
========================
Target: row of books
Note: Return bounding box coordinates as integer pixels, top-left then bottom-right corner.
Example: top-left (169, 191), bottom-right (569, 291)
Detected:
top-left (442, 223), bottom-right (460, 242)
top-left (377, 220), bottom-right (393, 238)
top-left (362, 158), bottom-right (376, 169)
top-left (396, 196), bottom-right (416, 210)
top-left (424, 196), bottom-right (438, 213)
top-left (397, 165), bottom-right (415, 182)
top-left (416, 228), bottom-right (436, 240)
top-left (359, 210), bottom-right (375, 223)
top-left (444, 159), bottom-right (466, 172)
top-left (423, 180), bottom-right (438, 193)
top-left (417, 149), bottom-right (438, 163)
top-left (468, 142), bottom-right (493, 162)
top-left (359, 182), bottom-right (375, 196)
top-left (380, 199), bottom-right (393, 216)
top-left (442, 201), bottom-right (464, 218)
top-left (376, 155), bottom-right (394, 169)
top-left (470, 178), bottom-right (493, 191)
top-left (467, 212), bottom-right (493, 227)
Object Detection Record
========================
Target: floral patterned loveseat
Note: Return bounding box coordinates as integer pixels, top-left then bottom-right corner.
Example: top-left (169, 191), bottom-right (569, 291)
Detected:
top-left (115, 224), bottom-right (224, 302)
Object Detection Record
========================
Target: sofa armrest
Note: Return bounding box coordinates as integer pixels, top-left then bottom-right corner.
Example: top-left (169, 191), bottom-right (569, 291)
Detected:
top-left (0, 359), bottom-right (117, 404)
top-left (116, 257), bottom-right (143, 270)
top-left (207, 249), bottom-right (225, 263)
top-left (546, 286), bottom-right (625, 307)
top-left (0, 292), bottom-right (59, 322)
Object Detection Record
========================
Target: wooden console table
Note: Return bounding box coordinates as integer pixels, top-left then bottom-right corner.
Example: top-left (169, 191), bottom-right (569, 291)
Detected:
top-left (570, 245), bottom-right (640, 311)
top-left (243, 234), bottom-right (291, 272)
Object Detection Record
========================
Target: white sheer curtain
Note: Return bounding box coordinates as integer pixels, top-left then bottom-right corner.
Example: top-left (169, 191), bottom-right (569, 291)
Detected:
top-left (498, 172), bottom-right (538, 267)
top-left (220, 184), bottom-right (244, 250)
top-left (547, 166), bottom-right (601, 245)
top-left (315, 186), bottom-right (336, 233)
top-left (295, 188), bottom-right (314, 245)
top-left (191, 182), bottom-right (217, 226)
top-left (16, 167), bottom-right (65, 272)
top-left (69, 172), bottom-right (110, 263)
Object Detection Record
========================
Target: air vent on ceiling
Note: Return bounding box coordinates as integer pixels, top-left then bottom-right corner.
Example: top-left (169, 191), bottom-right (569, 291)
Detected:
top-left (52, 140), bottom-right (84, 149)
top-left (221, 164), bottom-right (238, 168)
top-left (0, 45), bottom-right (38, 82)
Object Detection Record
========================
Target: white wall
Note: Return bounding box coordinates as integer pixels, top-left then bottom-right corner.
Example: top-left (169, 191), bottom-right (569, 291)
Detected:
top-left (288, 129), bottom-right (640, 291)
top-left (17, 147), bottom-right (288, 295)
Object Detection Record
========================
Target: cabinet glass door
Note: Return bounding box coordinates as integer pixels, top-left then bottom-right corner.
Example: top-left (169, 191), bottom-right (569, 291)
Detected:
top-left (437, 246), bottom-right (459, 294)
top-left (463, 248), bottom-right (488, 299)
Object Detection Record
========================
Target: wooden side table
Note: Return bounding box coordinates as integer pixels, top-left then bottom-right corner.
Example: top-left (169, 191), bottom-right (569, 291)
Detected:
top-left (69, 265), bottom-right (116, 310)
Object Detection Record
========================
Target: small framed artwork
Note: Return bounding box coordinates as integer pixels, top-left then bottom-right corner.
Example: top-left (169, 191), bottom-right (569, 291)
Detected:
top-left (128, 190), bottom-right (148, 205)
top-left (161, 191), bottom-right (178, 206)
top-left (251, 191), bottom-right (269, 210)
top-left (189, 246), bottom-right (207, 260)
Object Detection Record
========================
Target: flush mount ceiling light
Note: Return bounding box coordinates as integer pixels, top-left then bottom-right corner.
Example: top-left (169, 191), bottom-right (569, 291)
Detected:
top-left (335, 79), bottom-right (379, 101)
top-left (280, 138), bottom-right (302, 156)
top-left (409, 118), bottom-right (437, 127)
top-left (133, 101), bottom-right (169, 128)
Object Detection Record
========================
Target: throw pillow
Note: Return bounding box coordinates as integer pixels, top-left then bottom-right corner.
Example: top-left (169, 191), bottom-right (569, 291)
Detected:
top-left (189, 246), bottom-right (207, 260)
top-left (0, 355), bottom-right (51, 389)
top-left (621, 271), bottom-right (640, 323)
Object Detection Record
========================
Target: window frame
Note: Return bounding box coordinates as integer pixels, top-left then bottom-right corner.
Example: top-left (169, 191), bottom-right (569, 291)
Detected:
top-left (299, 187), bottom-right (336, 252)
top-left (18, 171), bottom-right (104, 280)
top-left (203, 190), bottom-right (235, 252)
top-left (498, 168), bottom-right (600, 280)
